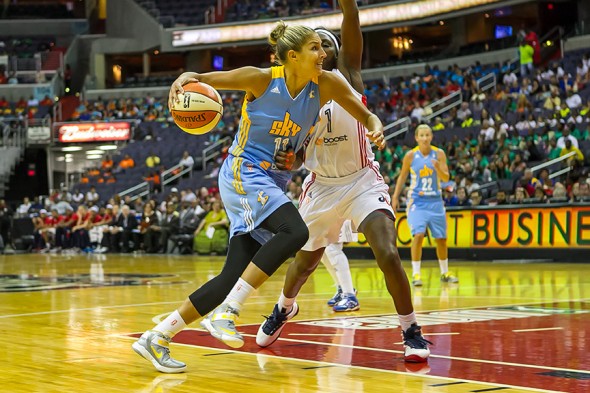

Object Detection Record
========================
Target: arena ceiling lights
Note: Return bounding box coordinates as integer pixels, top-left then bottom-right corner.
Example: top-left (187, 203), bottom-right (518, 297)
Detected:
top-left (172, 0), bottom-right (504, 47)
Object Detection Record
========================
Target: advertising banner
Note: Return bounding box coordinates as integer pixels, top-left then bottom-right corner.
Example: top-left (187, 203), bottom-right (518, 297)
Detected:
top-left (56, 122), bottom-right (131, 143)
top-left (350, 206), bottom-right (590, 248)
top-left (27, 126), bottom-right (51, 145)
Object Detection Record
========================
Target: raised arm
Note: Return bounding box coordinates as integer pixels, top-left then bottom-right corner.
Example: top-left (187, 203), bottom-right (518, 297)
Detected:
top-left (319, 71), bottom-right (384, 149)
top-left (337, 0), bottom-right (363, 93)
top-left (169, 67), bottom-right (271, 109)
top-left (391, 151), bottom-right (413, 211)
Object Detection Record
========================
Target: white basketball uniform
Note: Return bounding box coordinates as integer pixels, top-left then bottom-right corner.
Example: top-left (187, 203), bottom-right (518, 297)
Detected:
top-left (299, 69), bottom-right (394, 251)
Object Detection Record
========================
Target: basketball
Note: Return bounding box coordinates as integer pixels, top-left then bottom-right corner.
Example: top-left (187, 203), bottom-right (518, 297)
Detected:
top-left (171, 82), bottom-right (223, 135)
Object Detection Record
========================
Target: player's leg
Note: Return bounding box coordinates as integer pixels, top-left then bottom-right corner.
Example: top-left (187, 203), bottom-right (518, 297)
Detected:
top-left (324, 242), bottom-right (359, 312)
top-left (430, 203), bottom-right (458, 283)
top-left (133, 233), bottom-right (262, 372)
top-left (360, 210), bottom-right (430, 362)
top-left (407, 206), bottom-right (428, 286)
top-left (204, 202), bottom-right (309, 348)
top-left (256, 247), bottom-right (324, 347)
top-left (321, 249), bottom-right (343, 305)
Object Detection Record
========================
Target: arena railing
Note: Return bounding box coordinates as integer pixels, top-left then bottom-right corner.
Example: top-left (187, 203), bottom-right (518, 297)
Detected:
top-left (201, 136), bottom-right (231, 171)
top-left (383, 116), bottom-right (410, 143)
top-left (423, 90), bottom-right (463, 123)
top-left (530, 151), bottom-right (575, 174)
top-left (161, 165), bottom-right (192, 190)
top-left (118, 181), bottom-right (150, 202)
top-left (476, 72), bottom-right (496, 93)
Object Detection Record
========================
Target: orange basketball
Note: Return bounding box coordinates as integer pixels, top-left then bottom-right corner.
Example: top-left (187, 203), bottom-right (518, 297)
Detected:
top-left (171, 82), bottom-right (223, 135)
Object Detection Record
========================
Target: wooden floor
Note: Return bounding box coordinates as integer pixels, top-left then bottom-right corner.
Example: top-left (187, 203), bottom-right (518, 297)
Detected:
top-left (0, 253), bottom-right (588, 393)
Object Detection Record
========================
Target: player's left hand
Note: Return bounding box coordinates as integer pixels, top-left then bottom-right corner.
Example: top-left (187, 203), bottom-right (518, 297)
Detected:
top-left (274, 148), bottom-right (295, 171)
top-left (169, 73), bottom-right (199, 110)
top-left (431, 158), bottom-right (441, 171)
top-left (368, 128), bottom-right (385, 150)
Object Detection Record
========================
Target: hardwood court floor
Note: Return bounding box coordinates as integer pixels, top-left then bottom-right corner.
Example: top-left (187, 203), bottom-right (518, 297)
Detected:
top-left (0, 253), bottom-right (588, 393)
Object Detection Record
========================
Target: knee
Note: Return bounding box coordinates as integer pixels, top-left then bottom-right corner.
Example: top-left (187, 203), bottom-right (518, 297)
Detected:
top-left (289, 219), bottom-right (309, 250)
top-left (293, 257), bottom-right (318, 277)
top-left (374, 244), bottom-right (401, 268)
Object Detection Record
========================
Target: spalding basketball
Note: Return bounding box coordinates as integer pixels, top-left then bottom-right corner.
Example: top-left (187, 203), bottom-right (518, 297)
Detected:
top-left (171, 82), bottom-right (223, 135)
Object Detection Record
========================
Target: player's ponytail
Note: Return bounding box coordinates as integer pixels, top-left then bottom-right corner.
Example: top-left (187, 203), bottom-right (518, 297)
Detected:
top-left (268, 21), bottom-right (315, 64)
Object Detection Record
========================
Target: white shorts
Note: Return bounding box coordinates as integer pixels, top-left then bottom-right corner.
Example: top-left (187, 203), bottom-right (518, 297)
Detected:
top-left (299, 165), bottom-right (394, 251)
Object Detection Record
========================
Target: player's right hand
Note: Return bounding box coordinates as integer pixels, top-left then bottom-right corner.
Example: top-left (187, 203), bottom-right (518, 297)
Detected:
top-left (274, 148), bottom-right (295, 171)
top-left (390, 197), bottom-right (398, 211)
top-left (168, 73), bottom-right (199, 110)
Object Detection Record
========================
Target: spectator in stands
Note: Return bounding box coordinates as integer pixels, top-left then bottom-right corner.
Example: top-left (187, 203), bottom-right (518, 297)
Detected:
top-left (8, 72), bottom-right (18, 85)
top-left (140, 203), bottom-right (159, 253)
top-left (0, 199), bottom-right (12, 250)
top-left (112, 205), bottom-right (138, 253)
top-left (32, 209), bottom-right (51, 251)
top-left (117, 154), bottom-right (135, 172)
top-left (193, 199), bottom-right (229, 255)
top-left (533, 186), bottom-right (547, 203)
top-left (55, 206), bottom-right (77, 251)
top-left (456, 187), bottom-right (471, 207)
top-left (521, 169), bottom-right (540, 196)
top-left (40, 95), bottom-right (53, 106)
top-left (72, 189), bottom-right (84, 205)
top-left (456, 101), bottom-right (471, 123)
top-left (101, 155), bottom-right (114, 170)
top-left (178, 151), bottom-right (194, 176)
top-left (16, 197), bottom-right (31, 217)
top-left (181, 188), bottom-right (197, 204)
top-left (144, 171), bottom-right (161, 194)
top-left (513, 187), bottom-right (526, 204)
top-left (145, 152), bottom-right (160, 168)
top-left (573, 181), bottom-right (590, 200)
top-left (153, 202), bottom-right (180, 253)
top-left (565, 89), bottom-right (582, 110)
top-left (470, 190), bottom-right (486, 206)
top-left (557, 127), bottom-right (579, 149)
top-left (86, 186), bottom-right (99, 204)
top-left (480, 119), bottom-right (495, 142)
top-left (560, 139), bottom-right (585, 165)
top-left (494, 190), bottom-right (509, 205)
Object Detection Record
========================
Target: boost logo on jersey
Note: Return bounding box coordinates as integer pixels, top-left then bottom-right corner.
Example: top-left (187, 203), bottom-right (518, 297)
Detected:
top-left (315, 134), bottom-right (349, 146)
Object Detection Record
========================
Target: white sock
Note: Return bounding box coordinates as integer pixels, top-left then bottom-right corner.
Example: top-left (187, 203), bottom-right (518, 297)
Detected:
top-left (398, 312), bottom-right (417, 332)
top-left (225, 277), bottom-right (255, 311)
top-left (152, 310), bottom-right (187, 338)
top-left (325, 244), bottom-right (355, 295)
top-left (277, 290), bottom-right (295, 314)
top-left (321, 253), bottom-right (340, 289)
top-left (411, 261), bottom-right (421, 276)
top-left (439, 259), bottom-right (449, 275)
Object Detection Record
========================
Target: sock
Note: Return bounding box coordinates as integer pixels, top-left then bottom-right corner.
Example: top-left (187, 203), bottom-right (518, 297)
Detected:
top-left (320, 254), bottom-right (340, 289)
top-left (398, 312), bottom-right (417, 332)
top-left (439, 259), bottom-right (449, 275)
top-left (277, 290), bottom-right (295, 314)
top-left (152, 310), bottom-right (187, 338)
top-left (225, 277), bottom-right (255, 311)
top-left (325, 244), bottom-right (354, 295)
top-left (412, 261), bottom-right (421, 276)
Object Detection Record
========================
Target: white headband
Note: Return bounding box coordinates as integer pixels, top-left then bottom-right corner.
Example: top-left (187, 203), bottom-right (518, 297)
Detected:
top-left (315, 28), bottom-right (340, 54)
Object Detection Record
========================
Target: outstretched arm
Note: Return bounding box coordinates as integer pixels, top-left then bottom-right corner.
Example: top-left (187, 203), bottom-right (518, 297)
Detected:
top-left (337, 0), bottom-right (363, 93)
top-left (168, 67), bottom-right (270, 109)
top-left (319, 71), bottom-right (384, 149)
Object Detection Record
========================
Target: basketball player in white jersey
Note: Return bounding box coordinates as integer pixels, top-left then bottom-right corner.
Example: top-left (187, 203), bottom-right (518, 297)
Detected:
top-left (257, 0), bottom-right (431, 363)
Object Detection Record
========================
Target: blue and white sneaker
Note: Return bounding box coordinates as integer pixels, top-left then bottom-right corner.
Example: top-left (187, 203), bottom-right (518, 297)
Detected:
top-left (332, 293), bottom-right (360, 312)
top-left (256, 302), bottom-right (299, 348)
top-left (327, 286), bottom-right (343, 306)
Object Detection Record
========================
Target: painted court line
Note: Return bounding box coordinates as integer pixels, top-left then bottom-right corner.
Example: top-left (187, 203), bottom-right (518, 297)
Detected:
top-left (513, 327), bottom-right (563, 333)
top-left (239, 333), bottom-right (588, 376)
top-left (117, 334), bottom-right (566, 393)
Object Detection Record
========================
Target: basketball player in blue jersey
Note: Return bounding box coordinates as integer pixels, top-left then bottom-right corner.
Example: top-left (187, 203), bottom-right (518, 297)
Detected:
top-left (391, 124), bottom-right (458, 287)
top-left (256, 0), bottom-right (431, 363)
top-left (132, 21), bottom-right (385, 373)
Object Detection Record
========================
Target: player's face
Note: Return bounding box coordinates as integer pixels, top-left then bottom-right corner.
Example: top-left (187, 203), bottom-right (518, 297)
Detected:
top-left (415, 128), bottom-right (433, 146)
top-left (296, 34), bottom-right (326, 76)
top-left (317, 32), bottom-right (337, 70)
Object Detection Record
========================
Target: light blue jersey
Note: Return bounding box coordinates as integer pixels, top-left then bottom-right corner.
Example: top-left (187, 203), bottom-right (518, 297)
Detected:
top-left (221, 66), bottom-right (320, 238)
top-left (406, 146), bottom-right (447, 238)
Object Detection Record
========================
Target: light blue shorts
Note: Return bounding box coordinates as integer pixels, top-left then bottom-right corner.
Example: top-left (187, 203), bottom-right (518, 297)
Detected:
top-left (219, 156), bottom-right (290, 239)
top-left (406, 199), bottom-right (447, 238)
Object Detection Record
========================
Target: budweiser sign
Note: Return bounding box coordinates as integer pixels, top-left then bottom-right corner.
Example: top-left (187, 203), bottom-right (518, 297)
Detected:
top-left (57, 122), bottom-right (131, 143)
